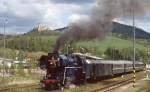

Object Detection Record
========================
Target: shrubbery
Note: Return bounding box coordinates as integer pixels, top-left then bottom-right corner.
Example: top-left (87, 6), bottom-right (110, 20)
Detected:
top-left (104, 47), bottom-right (150, 63)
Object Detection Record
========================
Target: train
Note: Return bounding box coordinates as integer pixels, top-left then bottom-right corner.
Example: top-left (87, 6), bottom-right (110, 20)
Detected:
top-left (39, 52), bottom-right (145, 89)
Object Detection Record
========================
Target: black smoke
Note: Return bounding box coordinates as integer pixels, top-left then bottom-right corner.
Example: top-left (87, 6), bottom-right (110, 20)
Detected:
top-left (53, 0), bottom-right (150, 52)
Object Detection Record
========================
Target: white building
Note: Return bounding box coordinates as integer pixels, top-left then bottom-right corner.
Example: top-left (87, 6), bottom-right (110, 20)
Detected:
top-left (0, 58), bottom-right (28, 68)
top-left (146, 64), bottom-right (150, 69)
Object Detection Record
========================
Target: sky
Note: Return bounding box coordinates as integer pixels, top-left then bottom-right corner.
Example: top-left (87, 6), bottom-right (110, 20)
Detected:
top-left (0, 0), bottom-right (150, 34)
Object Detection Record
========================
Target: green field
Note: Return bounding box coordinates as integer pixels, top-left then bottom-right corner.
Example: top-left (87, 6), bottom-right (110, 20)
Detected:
top-left (76, 36), bottom-right (147, 52)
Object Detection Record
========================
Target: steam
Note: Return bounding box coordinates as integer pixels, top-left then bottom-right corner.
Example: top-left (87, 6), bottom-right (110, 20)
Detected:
top-left (53, 0), bottom-right (150, 52)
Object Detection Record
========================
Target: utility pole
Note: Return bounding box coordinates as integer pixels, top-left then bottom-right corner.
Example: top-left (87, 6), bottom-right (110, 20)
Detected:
top-left (3, 18), bottom-right (8, 78)
top-left (133, 1), bottom-right (135, 71)
top-left (131, 0), bottom-right (136, 87)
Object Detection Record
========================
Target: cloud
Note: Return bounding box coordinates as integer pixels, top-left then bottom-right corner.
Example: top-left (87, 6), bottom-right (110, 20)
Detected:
top-left (0, 0), bottom-right (92, 34)
top-left (42, 3), bottom-right (92, 29)
top-left (0, 0), bottom-right (48, 34)
top-left (49, 0), bottom-right (92, 4)
top-left (1, 0), bottom-right (46, 18)
top-left (68, 14), bottom-right (89, 23)
top-left (0, 0), bottom-right (149, 34)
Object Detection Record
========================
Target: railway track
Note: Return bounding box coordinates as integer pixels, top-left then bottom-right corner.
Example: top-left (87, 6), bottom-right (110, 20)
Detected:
top-left (91, 71), bottom-right (148, 92)
top-left (0, 71), bottom-right (148, 92)
top-left (0, 78), bottom-right (137, 92)
top-left (91, 78), bottom-right (133, 92)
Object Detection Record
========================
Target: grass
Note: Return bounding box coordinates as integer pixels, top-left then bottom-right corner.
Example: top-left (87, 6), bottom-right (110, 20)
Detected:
top-left (0, 71), bottom-right (41, 87)
top-left (136, 81), bottom-right (150, 92)
top-left (76, 36), bottom-right (147, 53)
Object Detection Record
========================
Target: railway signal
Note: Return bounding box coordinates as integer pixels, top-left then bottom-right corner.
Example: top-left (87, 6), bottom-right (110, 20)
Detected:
top-left (133, 69), bottom-right (136, 87)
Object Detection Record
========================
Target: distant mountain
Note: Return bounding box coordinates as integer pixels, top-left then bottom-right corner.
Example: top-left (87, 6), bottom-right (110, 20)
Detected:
top-left (54, 27), bottom-right (68, 32)
top-left (0, 34), bottom-right (13, 39)
top-left (112, 22), bottom-right (150, 39)
top-left (54, 22), bottom-right (150, 39)
top-left (0, 34), bottom-right (3, 36)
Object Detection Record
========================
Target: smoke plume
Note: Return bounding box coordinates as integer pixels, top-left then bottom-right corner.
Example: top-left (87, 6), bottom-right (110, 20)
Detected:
top-left (53, 0), bottom-right (150, 52)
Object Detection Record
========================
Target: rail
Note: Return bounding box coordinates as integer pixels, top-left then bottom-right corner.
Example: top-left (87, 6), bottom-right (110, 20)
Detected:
top-left (91, 78), bottom-right (133, 92)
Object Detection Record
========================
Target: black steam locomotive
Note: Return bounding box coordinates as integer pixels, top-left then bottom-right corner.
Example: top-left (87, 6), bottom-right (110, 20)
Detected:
top-left (39, 52), bottom-right (145, 89)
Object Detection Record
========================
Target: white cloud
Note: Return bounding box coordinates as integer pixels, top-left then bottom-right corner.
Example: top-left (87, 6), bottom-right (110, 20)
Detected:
top-left (0, 0), bottom-right (92, 33)
top-left (41, 3), bottom-right (92, 29)
top-left (3, 0), bottom-right (48, 18)
top-left (1, 0), bottom-right (149, 34)
top-left (0, 1), bottom-right (7, 13)
top-left (69, 14), bottom-right (89, 23)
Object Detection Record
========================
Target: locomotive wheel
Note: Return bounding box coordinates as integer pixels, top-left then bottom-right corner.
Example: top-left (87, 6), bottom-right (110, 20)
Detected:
top-left (42, 84), bottom-right (54, 90)
top-left (44, 85), bottom-right (50, 90)
top-left (40, 83), bottom-right (47, 89)
top-left (57, 83), bottom-right (62, 89)
top-left (41, 84), bottom-right (45, 88)
top-left (45, 84), bottom-right (61, 90)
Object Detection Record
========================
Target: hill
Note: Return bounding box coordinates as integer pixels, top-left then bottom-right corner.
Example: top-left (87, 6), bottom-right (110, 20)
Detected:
top-left (0, 22), bottom-right (149, 61)
top-left (0, 21), bottom-right (149, 53)
top-left (76, 36), bottom-right (147, 53)
top-left (0, 33), bottom-right (147, 53)
top-left (112, 22), bottom-right (150, 39)
top-left (54, 27), bottom-right (68, 32)
top-left (54, 22), bottom-right (150, 39)
top-left (0, 30), bottom-right (149, 63)
top-left (0, 34), bottom-right (13, 40)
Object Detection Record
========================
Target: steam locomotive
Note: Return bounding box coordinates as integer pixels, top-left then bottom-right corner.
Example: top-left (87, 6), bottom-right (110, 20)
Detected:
top-left (39, 52), bottom-right (145, 89)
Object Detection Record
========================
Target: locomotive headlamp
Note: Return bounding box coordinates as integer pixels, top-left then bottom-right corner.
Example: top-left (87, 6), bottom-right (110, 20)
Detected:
top-left (50, 62), bottom-right (53, 65)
